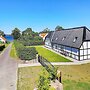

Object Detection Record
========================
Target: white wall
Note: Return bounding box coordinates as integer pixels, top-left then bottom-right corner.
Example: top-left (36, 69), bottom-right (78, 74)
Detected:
top-left (0, 37), bottom-right (5, 43)
top-left (80, 42), bottom-right (87, 56)
top-left (80, 41), bottom-right (90, 60)
top-left (45, 38), bottom-right (51, 46)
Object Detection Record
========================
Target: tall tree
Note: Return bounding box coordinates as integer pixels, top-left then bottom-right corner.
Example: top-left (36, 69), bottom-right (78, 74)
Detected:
top-left (0, 30), bottom-right (5, 36)
top-left (40, 28), bottom-right (50, 33)
top-left (55, 25), bottom-right (64, 31)
top-left (22, 28), bottom-right (39, 39)
top-left (22, 28), bottom-right (32, 36)
top-left (12, 28), bottom-right (21, 40)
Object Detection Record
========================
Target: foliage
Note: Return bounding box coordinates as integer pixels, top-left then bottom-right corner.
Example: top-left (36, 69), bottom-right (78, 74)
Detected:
top-left (0, 44), bottom-right (5, 51)
top-left (49, 87), bottom-right (55, 90)
top-left (38, 68), bottom-right (50, 90)
top-left (0, 41), bottom-right (4, 44)
top-left (40, 28), bottom-right (50, 33)
top-left (19, 28), bottom-right (44, 46)
top-left (14, 41), bottom-right (37, 60)
top-left (6, 41), bottom-right (10, 44)
top-left (11, 28), bottom-right (21, 39)
top-left (55, 25), bottom-right (64, 31)
top-left (35, 46), bottom-right (71, 62)
top-left (0, 30), bottom-right (5, 36)
top-left (22, 28), bottom-right (38, 37)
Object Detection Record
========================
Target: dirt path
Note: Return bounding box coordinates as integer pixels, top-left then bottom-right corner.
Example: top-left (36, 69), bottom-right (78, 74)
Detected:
top-left (0, 44), bottom-right (18, 90)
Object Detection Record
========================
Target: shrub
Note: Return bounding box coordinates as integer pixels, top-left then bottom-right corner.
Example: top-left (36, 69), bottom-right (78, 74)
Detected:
top-left (14, 40), bottom-right (37, 60)
top-left (20, 40), bottom-right (44, 46)
top-left (38, 68), bottom-right (50, 90)
top-left (0, 44), bottom-right (5, 51)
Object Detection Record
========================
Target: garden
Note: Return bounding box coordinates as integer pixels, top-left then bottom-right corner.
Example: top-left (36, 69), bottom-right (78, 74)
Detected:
top-left (17, 63), bottom-right (90, 90)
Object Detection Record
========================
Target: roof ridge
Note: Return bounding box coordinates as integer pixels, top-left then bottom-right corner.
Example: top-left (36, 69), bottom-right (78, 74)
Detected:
top-left (62, 26), bottom-right (87, 31)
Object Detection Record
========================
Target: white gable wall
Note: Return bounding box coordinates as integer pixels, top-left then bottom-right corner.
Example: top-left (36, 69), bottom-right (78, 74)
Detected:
top-left (45, 38), bottom-right (52, 48)
top-left (80, 41), bottom-right (90, 60)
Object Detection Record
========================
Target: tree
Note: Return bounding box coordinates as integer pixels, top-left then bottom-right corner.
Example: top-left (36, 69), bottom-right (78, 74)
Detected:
top-left (22, 28), bottom-right (32, 36)
top-left (19, 28), bottom-right (43, 46)
top-left (0, 30), bottom-right (5, 36)
top-left (22, 28), bottom-right (39, 40)
top-left (12, 28), bottom-right (21, 40)
top-left (40, 28), bottom-right (50, 33)
top-left (55, 25), bottom-right (64, 31)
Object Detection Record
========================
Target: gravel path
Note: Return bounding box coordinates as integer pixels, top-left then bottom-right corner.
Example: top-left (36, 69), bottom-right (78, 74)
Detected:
top-left (0, 44), bottom-right (18, 90)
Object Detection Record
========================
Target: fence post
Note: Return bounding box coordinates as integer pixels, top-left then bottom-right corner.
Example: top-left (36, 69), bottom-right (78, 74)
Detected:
top-left (57, 70), bottom-right (62, 83)
top-left (38, 55), bottom-right (40, 62)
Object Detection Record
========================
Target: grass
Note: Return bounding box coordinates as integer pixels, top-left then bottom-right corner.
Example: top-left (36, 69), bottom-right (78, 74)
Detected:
top-left (17, 66), bottom-right (42, 90)
top-left (5, 43), bottom-right (10, 47)
top-left (10, 43), bottom-right (18, 58)
top-left (17, 63), bottom-right (90, 90)
top-left (35, 46), bottom-right (71, 62)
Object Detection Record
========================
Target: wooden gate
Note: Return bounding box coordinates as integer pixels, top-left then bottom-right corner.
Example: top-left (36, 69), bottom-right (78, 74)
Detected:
top-left (38, 55), bottom-right (61, 82)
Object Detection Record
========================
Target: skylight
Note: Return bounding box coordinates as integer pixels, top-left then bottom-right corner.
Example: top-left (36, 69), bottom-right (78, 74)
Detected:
top-left (73, 37), bottom-right (78, 43)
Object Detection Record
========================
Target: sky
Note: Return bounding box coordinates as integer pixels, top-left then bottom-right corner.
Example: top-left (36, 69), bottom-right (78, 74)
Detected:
top-left (0, 0), bottom-right (90, 34)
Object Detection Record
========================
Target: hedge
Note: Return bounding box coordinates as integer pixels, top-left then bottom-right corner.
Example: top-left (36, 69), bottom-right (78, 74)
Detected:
top-left (20, 40), bottom-right (44, 46)
top-left (0, 44), bottom-right (5, 51)
top-left (14, 41), bottom-right (37, 60)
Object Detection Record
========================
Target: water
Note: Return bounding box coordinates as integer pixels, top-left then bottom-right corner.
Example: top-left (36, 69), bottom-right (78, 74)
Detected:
top-left (5, 35), bottom-right (14, 42)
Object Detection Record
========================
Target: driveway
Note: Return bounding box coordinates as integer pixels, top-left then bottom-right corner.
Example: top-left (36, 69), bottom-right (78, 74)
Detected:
top-left (0, 44), bottom-right (17, 90)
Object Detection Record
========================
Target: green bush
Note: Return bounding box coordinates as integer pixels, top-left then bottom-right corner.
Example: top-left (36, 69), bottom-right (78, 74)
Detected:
top-left (0, 45), bottom-right (5, 51)
top-left (20, 40), bottom-right (44, 46)
top-left (14, 40), bottom-right (37, 60)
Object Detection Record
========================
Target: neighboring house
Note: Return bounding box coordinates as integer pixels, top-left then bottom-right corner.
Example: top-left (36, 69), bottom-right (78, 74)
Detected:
top-left (45, 26), bottom-right (90, 61)
top-left (39, 33), bottom-right (48, 41)
top-left (0, 36), bottom-right (6, 43)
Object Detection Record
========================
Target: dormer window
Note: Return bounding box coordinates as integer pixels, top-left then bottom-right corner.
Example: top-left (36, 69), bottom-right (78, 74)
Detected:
top-left (73, 37), bottom-right (78, 43)
top-left (56, 38), bottom-right (58, 40)
top-left (62, 37), bottom-right (66, 41)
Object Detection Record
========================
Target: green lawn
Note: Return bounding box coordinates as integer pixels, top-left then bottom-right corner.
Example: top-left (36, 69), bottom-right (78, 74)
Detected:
top-left (10, 43), bottom-right (18, 58)
top-left (17, 63), bottom-right (90, 90)
top-left (35, 46), bottom-right (71, 62)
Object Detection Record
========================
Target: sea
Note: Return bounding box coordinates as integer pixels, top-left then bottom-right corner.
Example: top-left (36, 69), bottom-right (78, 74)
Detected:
top-left (5, 35), bottom-right (14, 42)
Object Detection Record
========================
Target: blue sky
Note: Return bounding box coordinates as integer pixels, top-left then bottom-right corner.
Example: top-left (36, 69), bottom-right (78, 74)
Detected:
top-left (0, 0), bottom-right (90, 34)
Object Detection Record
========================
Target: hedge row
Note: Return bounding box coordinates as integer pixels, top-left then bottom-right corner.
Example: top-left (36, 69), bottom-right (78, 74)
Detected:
top-left (14, 41), bottom-right (37, 60)
top-left (20, 40), bottom-right (44, 46)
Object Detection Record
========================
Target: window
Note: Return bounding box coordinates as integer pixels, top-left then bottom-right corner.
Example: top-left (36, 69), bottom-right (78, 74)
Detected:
top-left (62, 37), bottom-right (66, 41)
top-left (73, 37), bottom-right (78, 43)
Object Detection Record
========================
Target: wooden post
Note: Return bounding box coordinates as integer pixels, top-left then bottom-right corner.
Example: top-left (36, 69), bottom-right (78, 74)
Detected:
top-left (38, 55), bottom-right (40, 62)
top-left (57, 70), bottom-right (62, 83)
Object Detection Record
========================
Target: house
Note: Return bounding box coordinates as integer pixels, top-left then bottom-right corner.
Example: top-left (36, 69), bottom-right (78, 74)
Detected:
top-left (39, 33), bottom-right (48, 41)
top-left (45, 26), bottom-right (90, 61)
top-left (0, 36), bottom-right (6, 43)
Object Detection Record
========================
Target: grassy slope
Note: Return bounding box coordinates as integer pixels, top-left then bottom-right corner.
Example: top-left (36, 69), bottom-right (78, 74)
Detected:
top-left (35, 46), bottom-right (71, 62)
top-left (10, 43), bottom-right (18, 58)
top-left (17, 63), bottom-right (90, 90)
